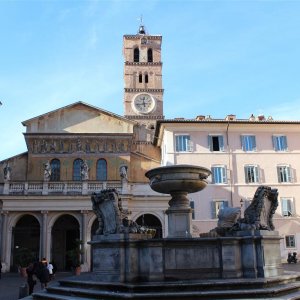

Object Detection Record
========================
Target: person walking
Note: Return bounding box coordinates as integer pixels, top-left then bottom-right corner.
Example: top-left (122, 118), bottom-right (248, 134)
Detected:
top-left (26, 263), bottom-right (37, 295)
top-left (37, 260), bottom-right (50, 289)
top-left (0, 258), bottom-right (2, 279)
top-left (47, 261), bottom-right (54, 280)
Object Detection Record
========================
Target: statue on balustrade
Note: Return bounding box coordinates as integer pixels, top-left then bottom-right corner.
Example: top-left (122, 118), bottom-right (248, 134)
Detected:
top-left (43, 161), bottom-right (51, 182)
top-left (81, 160), bottom-right (89, 180)
top-left (3, 162), bottom-right (11, 181)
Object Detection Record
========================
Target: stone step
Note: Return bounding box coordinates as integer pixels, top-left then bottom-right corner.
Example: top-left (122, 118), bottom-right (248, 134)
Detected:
top-left (30, 280), bottom-right (300, 299)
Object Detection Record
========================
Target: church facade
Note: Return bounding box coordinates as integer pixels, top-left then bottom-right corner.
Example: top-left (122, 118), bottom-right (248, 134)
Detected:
top-left (0, 25), bottom-right (169, 272)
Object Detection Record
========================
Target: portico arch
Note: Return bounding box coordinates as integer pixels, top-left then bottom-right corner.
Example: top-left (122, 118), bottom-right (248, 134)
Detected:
top-left (135, 213), bottom-right (163, 238)
top-left (12, 214), bottom-right (40, 270)
top-left (51, 214), bottom-right (80, 271)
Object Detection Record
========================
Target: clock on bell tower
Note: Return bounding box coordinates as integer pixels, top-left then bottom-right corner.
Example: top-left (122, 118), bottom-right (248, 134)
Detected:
top-left (123, 24), bottom-right (164, 127)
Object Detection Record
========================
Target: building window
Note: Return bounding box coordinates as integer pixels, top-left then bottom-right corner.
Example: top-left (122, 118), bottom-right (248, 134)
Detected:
top-left (277, 165), bottom-right (292, 183)
top-left (134, 47), bottom-right (139, 62)
top-left (73, 159), bottom-right (83, 181)
top-left (211, 200), bottom-right (228, 219)
top-left (139, 73), bottom-right (142, 83)
top-left (244, 165), bottom-right (259, 183)
top-left (147, 48), bottom-right (153, 62)
top-left (96, 159), bottom-right (107, 181)
top-left (285, 235), bottom-right (296, 248)
top-left (175, 135), bottom-right (192, 152)
top-left (281, 198), bottom-right (293, 217)
top-left (145, 73), bottom-right (148, 83)
top-left (273, 135), bottom-right (288, 151)
top-left (241, 135), bottom-right (256, 151)
top-left (208, 135), bottom-right (224, 151)
top-left (211, 166), bottom-right (227, 184)
top-left (190, 201), bottom-right (195, 219)
top-left (50, 159), bottom-right (60, 181)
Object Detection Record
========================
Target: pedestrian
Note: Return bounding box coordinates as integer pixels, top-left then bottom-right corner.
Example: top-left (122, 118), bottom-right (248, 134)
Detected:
top-left (47, 261), bottom-right (54, 280)
top-left (39, 262), bottom-right (50, 289)
top-left (26, 263), bottom-right (37, 295)
top-left (0, 258), bottom-right (2, 279)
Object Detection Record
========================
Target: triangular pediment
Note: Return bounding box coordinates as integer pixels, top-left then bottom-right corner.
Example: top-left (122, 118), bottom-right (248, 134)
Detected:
top-left (22, 101), bottom-right (135, 134)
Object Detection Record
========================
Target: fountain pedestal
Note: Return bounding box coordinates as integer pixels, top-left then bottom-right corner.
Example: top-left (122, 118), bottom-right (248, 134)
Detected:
top-left (145, 165), bottom-right (211, 238)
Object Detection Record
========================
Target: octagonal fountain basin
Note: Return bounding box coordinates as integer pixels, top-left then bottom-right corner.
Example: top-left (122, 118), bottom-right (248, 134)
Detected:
top-left (145, 164), bottom-right (211, 194)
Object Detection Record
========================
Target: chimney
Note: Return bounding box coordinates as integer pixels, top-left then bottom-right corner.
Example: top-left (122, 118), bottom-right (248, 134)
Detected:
top-left (196, 115), bottom-right (205, 121)
top-left (225, 114), bottom-right (236, 121)
top-left (257, 115), bottom-right (265, 121)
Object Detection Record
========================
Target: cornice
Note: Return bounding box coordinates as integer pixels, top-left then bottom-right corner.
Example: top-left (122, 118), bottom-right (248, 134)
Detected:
top-left (123, 35), bottom-right (162, 40)
top-left (124, 88), bottom-right (164, 93)
top-left (125, 62), bottom-right (162, 66)
top-left (125, 115), bottom-right (164, 120)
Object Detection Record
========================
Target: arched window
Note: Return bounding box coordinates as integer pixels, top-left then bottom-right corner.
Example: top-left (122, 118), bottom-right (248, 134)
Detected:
top-left (139, 73), bottom-right (143, 83)
top-left (73, 159), bottom-right (83, 181)
top-left (147, 48), bottom-right (153, 62)
top-left (96, 159), bottom-right (107, 181)
top-left (50, 159), bottom-right (60, 181)
top-left (134, 48), bottom-right (139, 62)
top-left (145, 73), bottom-right (148, 83)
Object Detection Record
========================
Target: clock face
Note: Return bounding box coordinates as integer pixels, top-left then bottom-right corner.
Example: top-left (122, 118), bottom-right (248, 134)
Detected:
top-left (133, 93), bottom-right (155, 114)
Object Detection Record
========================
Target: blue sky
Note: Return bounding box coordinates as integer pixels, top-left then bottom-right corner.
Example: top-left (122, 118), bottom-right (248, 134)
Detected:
top-left (1, 0), bottom-right (300, 160)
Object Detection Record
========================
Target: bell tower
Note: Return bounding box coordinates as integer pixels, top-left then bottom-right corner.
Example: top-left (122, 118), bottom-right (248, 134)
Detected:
top-left (123, 24), bottom-right (164, 128)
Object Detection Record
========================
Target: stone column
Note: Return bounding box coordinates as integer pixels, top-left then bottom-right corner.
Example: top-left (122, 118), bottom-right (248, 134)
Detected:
top-left (81, 210), bottom-right (89, 271)
top-left (41, 211), bottom-right (48, 260)
top-left (1, 211), bottom-right (10, 272)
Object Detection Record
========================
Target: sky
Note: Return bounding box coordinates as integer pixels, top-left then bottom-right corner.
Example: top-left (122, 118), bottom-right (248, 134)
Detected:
top-left (1, 0), bottom-right (300, 161)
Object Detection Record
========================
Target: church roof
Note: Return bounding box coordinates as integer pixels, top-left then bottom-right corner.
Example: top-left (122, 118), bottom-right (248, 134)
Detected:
top-left (22, 101), bottom-right (136, 126)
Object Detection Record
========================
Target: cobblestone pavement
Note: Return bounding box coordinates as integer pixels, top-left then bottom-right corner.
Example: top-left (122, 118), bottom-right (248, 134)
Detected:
top-left (0, 271), bottom-right (72, 300)
top-left (0, 264), bottom-right (299, 300)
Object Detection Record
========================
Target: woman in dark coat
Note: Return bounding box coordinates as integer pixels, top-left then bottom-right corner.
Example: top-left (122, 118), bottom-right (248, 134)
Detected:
top-left (26, 263), bottom-right (37, 295)
top-left (39, 264), bottom-right (50, 289)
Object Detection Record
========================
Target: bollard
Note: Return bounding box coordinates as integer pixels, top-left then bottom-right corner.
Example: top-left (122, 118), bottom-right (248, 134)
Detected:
top-left (18, 283), bottom-right (28, 299)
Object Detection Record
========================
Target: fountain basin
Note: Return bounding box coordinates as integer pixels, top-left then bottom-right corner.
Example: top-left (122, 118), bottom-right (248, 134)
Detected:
top-left (145, 164), bottom-right (211, 194)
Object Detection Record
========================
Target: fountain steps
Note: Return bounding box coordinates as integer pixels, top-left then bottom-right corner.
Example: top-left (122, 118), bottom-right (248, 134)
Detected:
top-left (29, 273), bottom-right (300, 300)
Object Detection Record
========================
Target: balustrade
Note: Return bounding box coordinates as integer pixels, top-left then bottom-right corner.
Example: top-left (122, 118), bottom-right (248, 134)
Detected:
top-left (1, 181), bottom-right (122, 195)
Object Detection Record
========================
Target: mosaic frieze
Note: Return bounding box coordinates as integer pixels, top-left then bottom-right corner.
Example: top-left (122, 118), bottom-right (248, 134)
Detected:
top-left (29, 138), bottom-right (131, 154)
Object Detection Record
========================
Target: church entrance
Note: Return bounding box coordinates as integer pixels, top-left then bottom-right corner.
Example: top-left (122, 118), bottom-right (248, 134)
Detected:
top-left (51, 214), bottom-right (80, 271)
top-left (12, 215), bottom-right (40, 271)
top-left (135, 214), bottom-right (163, 238)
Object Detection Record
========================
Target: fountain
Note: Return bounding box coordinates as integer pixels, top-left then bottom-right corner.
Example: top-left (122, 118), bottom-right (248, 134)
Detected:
top-left (29, 165), bottom-right (300, 299)
top-left (145, 164), bottom-right (211, 238)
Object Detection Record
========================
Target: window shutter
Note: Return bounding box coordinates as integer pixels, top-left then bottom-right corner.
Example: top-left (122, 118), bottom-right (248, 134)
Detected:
top-left (211, 201), bottom-right (216, 219)
top-left (208, 135), bottom-right (212, 151)
top-left (254, 166), bottom-right (259, 183)
top-left (287, 166), bottom-right (292, 182)
top-left (241, 136), bottom-right (245, 151)
top-left (222, 167), bottom-right (227, 183)
top-left (252, 136), bottom-right (257, 151)
top-left (272, 136), bottom-right (277, 151)
top-left (187, 139), bottom-right (193, 152)
top-left (244, 166), bottom-right (249, 183)
top-left (283, 136), bottom-right (288, 150)
top-left (219, 136), bottom-right (224, 151)
top-left (277, 166), bottom-right (282, 182)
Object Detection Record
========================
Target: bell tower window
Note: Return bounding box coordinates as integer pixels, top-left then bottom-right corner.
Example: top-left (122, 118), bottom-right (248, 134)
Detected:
top-left (147, 48), bottom-right (153, 62)
top-left (139, 73), bottom-right (143, 83)
top-left (145, 73), bottom-right (148, 83)
top-left (134, 48), bottom-right (139, 62)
